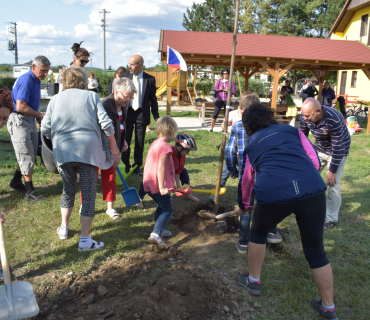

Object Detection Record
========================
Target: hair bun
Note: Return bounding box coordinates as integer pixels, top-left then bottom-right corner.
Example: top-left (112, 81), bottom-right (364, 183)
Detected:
top-left (71, 41), bottom-right (84, 53)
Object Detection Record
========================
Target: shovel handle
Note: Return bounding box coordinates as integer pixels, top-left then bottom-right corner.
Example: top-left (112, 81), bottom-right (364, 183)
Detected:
top-left (215, 210), bottom-right (239, 220)
top-left (0, 221), bottom-right (11, 285)
top-left (116, 167), bottom-right (130, 191)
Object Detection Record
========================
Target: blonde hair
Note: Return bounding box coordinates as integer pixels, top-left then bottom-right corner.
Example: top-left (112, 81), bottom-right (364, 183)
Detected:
top-left (239, 92), bottom-right (260, 110)
top-left (62, 66), bottom-right (88, 90)
top-left (155, 116), bottom-right (178, 137)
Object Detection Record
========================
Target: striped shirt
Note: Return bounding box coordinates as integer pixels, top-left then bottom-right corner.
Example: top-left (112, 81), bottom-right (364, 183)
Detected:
top-left (118, 110), bottom-right (124, 134)
top-left (225, 120), bottom-right (250, 179)
top-left (300, 106), bottom-right (351, 173)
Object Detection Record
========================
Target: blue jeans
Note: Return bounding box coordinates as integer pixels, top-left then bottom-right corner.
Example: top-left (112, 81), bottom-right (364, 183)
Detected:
top-left (139, 168), bottom-right (190, 200)
top-left (239, 190), bottom-right (277, 245)
top-left (220, 162), bottom-right (231, 187)
top-left (148, 192), bottom-right (173, 236)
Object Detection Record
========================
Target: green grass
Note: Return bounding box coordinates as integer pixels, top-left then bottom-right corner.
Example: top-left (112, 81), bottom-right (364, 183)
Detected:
top-left (0, 119), bottom-right (369, 319)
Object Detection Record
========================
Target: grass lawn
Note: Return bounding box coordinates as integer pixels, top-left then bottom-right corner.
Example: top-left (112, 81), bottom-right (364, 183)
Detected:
top-left (0, 114), bottom-right (369, 319)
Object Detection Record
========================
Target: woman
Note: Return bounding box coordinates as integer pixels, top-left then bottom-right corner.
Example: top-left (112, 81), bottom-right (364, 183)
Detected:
top-left (321, 81), bottom-right (336, 107)
top-left (0, 86), bottom-right (13, 129)
top-left (79, 78), bottom-right (136, 220)
top-left (211, 67), bottom-right (236, 132)
top-left (237, 104), bottom-right (338, 320)
top-left (41, 67), bottom-right (119, 252)
top-left (304, 80), bottom-right (319, 98)
top-left (59, 42), bottom-right (91, 92)
top-left (87, 72), bottom-right (98, 93)
top-left (281, 79), bottom-right (294, 94)
top-left (110, 66), bottom-right (127, 94)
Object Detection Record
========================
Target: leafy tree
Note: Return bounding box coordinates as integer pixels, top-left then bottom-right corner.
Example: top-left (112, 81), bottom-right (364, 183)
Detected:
top-left (0, 77), bottom-right (17, 90)
top-left (108, 65), bottom-right (112, 70)
top-left (52, 65), bottom-right (66, 73)
top-left (94, 70), bottom-right (114, 98)
top-left (0, 65), bottom-right (10, 72)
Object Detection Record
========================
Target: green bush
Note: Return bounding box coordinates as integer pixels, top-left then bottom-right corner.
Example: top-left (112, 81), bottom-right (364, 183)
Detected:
top-left (247, 78), bottom-right (267, 97)
top-left (0, 77), bottom-right (17, 90)
top-left (187, 79), bottom-right (213, 95)
top-left (94, 70), bottom-right (114, 98)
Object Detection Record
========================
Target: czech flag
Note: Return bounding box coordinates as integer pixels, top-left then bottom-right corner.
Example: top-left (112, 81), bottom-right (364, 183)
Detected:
top-left (167, 46), bottom-right (187, 71)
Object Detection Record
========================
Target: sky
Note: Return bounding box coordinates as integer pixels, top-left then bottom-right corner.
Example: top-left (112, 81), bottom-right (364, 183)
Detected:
top-left (0, 0), bottom-right (204, 69)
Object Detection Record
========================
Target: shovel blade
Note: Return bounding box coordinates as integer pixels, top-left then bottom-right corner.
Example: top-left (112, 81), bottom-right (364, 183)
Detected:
top-left (0, 281), bottom-right (39, 320)
top-left (121, 188), bottom-right (141, 207)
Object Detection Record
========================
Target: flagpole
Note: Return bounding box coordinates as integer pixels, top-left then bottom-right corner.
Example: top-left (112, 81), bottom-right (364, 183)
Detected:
top-left (213, 0), bottom-right (240, 213)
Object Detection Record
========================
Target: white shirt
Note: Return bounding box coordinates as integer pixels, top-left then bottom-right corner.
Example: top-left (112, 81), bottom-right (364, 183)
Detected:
top-left (131, 71), bottom-right (143, 108)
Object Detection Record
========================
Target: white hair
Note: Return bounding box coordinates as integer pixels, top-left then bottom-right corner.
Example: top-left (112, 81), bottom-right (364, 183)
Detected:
top-left (115, 77), bottom-right (137, 94)
top-left (32, 55), bottom-right (50, 68)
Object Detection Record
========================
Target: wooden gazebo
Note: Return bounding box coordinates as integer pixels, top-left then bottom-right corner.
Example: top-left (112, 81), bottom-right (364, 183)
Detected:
top-left (158, 30), bottom-right (370, 134)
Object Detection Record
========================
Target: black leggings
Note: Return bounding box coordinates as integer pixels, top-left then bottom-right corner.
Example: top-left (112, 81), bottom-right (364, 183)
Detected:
top-left (212, 100), bottom-right (226, 119)
top-left (250, 193), bottom-right (329, 269)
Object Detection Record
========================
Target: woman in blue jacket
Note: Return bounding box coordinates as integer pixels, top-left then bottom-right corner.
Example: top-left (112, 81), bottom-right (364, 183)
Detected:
top-left (321, 81), bottom-right (336, 106)
top-left (237, 103), bottom-right (338, 320)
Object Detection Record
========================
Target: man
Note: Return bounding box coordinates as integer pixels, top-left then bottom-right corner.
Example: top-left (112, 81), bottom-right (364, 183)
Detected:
top-left (120, 54), bottom-right (159, 175)
top-left (8, 55), bottom-right (50, 202)
top-left (300, 97), bottom-right (351, 230)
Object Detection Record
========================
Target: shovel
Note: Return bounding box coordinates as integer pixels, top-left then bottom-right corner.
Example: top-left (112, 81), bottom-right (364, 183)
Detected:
top-left (175, 187), bottom-right (227, 197)
top-left (0, 221), bottom-right (39, 320)
top-left (116, 167), bottom-right (141, 207)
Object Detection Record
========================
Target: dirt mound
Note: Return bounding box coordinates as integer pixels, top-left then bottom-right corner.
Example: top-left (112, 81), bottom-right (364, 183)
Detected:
top-left (35, 250), bottom-right (258, 320)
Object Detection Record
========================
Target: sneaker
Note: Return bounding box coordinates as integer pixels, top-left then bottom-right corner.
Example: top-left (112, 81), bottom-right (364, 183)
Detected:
top-left (78, 239), bottom-right (105, 252)
top-left (161, 229), bottom-right (173, 238)
top-left (24, 190), bottom-right (47, 202)
top-left (267, 232), bottom-right (282, 244)
top-left (148, 233), bottom-right (167, 249)
top-left (235, 240), bottom-right (248, 254)
top-left (237, 273), bottom-right (261, 295)
top-left (10, 179), bottom-right (26, 192)
top-left (312, 300), bottom-right (339, 320)
top-left (209, 129), bottom-right (213, 132)
top-left (57, 227), bottom-right (68, 240)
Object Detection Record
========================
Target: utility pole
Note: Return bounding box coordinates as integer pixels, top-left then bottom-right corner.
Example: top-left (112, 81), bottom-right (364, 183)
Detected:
top-left (90, 58), bottom-right (93, 71)
top-left (100, 9), bottom-right (109, 71)
top-left (6, 22), bottom-right (18, 64)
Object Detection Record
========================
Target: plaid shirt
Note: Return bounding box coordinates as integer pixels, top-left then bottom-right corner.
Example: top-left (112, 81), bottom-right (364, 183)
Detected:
top-left (225, 120), bottom-right (250, 179)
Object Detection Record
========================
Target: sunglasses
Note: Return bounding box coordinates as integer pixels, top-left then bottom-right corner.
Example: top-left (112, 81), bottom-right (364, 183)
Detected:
top-left (223, 72), bottom-right (229, 74)
top-left (80, 59), bottom-right (90, 64)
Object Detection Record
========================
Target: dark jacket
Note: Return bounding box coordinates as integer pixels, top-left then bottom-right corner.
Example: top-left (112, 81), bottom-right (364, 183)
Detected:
top-left (304, 85), bottom-right (319, 98)
top-left (321, 87), bottom-right (336, 106)
top-left (102, 94), bottom-right (126, 150)
top-left (120, 71), bottom-right (159, 126)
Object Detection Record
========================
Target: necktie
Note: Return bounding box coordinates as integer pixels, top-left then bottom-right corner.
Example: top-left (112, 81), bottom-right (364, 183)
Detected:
top-left (132, 76), bottom-right (139, 110)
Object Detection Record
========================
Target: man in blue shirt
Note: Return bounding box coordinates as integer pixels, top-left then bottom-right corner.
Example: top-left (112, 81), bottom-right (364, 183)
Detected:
top-left (300, 97), bottom-right (351, 230)
top-left (8, 55), bottom-right (50, 202)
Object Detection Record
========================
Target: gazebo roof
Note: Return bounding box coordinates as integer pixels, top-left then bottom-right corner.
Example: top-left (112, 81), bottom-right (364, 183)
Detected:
top-left (158, 30), bottom-right (370, 70)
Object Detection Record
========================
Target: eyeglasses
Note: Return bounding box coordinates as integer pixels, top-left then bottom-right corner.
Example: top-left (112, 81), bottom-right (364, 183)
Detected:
top-left (119, 91), bottom-right (134, 101)
top-left (79, 59), bottom-right (90, 64)
top-left (223, 72), bottom-right (229, 75)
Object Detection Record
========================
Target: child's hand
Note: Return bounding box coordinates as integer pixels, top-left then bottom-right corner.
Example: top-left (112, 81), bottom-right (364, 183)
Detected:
top-left (160, 187), bottom-right (169, 195)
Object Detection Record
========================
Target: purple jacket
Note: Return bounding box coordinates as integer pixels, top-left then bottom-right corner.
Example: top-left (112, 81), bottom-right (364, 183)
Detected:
top-left (214, 79), bottom-right (236, 101)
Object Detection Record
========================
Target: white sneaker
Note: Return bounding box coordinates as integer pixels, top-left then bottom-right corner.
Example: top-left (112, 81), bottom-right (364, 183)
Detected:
top-left (78, 239), bottom-right (105, 252)
top-left (57, 227), bottom-right (68, 240)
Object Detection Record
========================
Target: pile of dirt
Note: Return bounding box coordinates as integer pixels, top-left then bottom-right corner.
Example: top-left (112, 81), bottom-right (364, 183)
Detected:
top-left (35, 250), bottom-right (260, 320)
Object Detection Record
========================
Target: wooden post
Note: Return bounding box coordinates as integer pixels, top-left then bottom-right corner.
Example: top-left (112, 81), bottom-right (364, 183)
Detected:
top-left (271, 62), bottom-right (280, 110)
top-left (201, 103), bottom-right (205, 126)
top-left (310, 69), bottom-right (329, 104)
top-left (166, 65), bottom-right (172, 115)
top-left (237, 72), bottom-right (241, 96)
top-left (194, 65), bottom-right (198, 96)
top-left (177, 70), bottom-right (181, 105)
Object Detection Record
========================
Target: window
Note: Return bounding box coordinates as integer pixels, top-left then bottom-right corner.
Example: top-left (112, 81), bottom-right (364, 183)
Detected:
top-left (351, 71), bottom-right (357, 87)
top-left (360, 14), bottom-right (368, 37)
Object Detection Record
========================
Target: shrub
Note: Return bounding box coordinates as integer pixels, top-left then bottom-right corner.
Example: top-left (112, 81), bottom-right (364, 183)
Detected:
top-left (0, 77), bottom-right (17, 90)
top-left (94, 70), bottom-right (114, 98)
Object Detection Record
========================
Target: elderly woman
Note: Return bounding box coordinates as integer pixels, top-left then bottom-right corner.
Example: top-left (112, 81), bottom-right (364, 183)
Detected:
top-left (87, 72), bottom-right (98, 93)
top-left (211, 67), bottom-right (236, 132)
top-left (79, 78), bottom-right (136, 220)
top-left (41, 66), bottom-right (119, 252)
top-left (237, 103), bottom-right (339, 320)
top-left (321, 81), bottom-right (336, 107)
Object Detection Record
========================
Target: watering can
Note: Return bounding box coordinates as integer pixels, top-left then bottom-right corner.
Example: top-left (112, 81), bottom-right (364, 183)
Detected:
top-left (0, 220), bottom-right (39, 319)
top-left (115, 163), bottom-right (138, 186)
top-left (116, 167), bottom-right (141, 207)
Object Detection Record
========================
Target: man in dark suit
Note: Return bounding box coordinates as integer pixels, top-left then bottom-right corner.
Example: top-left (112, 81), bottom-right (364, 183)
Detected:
top-left (121, 54), bottom-right (159, 175)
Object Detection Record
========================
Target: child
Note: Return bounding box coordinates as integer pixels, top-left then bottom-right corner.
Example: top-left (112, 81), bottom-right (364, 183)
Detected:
top-left (281, 88), bottom-right (298, 127)
top-left (143, 116), bottom-right (178, 249)
top-left (172, 133), bottom-right (199, 202)
top-left (225, 95), bottom-right (282, 254)
top-left (137, 132), bottom-right (199, 206)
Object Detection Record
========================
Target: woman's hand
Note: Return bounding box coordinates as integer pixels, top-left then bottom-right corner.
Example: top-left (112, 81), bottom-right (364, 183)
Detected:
top-left (113, 157), bottom-right (120, 168)
top-left (107, 135), bottom-right (120, 157)
top-left (121, 140), bottom-right (128, 152)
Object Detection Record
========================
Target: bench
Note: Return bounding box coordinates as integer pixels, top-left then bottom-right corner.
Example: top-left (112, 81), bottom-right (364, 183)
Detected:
top-left (262, 103), bottom-right (292, 124)
top-left (195, 102), bottom-right (239, 126)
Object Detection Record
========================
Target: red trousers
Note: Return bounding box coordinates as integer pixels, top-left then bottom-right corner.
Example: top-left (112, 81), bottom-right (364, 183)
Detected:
top-left (80, 166), bottom-right (116, 203)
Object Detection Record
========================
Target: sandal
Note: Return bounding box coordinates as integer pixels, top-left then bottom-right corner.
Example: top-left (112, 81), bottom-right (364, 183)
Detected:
top-left (106, 209), bottom-right (120, 220)
top-left (324, 221), bottom-right (337, 230)
top-left (78, 239), bottom-right (105, 252)
top-left (161, 229), bottom-right (173, 238)
top-left (24, 190), bottom-right (47, 202)
top-left (148, 233), bottom-right (167, 249)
